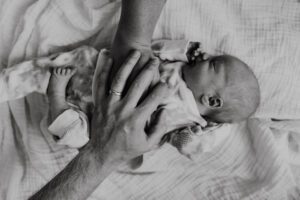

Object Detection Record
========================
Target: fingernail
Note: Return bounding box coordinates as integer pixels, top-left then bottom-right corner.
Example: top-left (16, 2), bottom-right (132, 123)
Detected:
top-left (100, 49), bottom-right (110, 56)
top-left (132, 50), bottom-right (141, 57)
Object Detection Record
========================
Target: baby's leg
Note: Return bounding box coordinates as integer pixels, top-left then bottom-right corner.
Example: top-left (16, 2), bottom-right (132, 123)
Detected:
top-left (47, 67), bottom-right (76, 123)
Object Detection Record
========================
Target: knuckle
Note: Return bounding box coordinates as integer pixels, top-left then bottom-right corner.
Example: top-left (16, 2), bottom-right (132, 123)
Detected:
top-left (125, 57), bottom-right (138, 67)
top-left (149, 92), bottom-right (159, 102)
top-left (122, 118), bottom-right (136, 132)
top-left (112, 76), bottom-right (122, 87)
top-left (131, 81), bottom-right (141, 90)
top-left (144, 65), bottom-right (156, 75)
top-left (126, 59), bottom-right (136, 66)
top-left (99, 71), bottom-right (107, 81)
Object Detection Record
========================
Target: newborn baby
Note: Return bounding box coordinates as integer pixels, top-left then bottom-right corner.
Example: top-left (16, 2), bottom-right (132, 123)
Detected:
top-left (46, 40), bottom-right (260, 161)
top-left (183, 53), bottom-right (260, 123)
top-left (153, 40), bottom-right (260, 159)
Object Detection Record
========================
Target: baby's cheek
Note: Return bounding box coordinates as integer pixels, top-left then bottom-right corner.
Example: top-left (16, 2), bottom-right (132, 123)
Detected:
top-left (182, 66), bottom-right (195, 88)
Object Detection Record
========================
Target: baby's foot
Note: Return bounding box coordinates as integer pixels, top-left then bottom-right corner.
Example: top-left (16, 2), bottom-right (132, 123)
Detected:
top-left (47, 67), bottom-right (76, 122)
top-left (47, 67), bottom-right (76, 98)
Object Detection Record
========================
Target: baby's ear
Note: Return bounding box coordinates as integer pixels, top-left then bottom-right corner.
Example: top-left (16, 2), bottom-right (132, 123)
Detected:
top-left (201, 94), bottom-right (223, 109)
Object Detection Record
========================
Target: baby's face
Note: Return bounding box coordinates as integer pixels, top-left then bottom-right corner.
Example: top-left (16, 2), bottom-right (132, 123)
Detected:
top-left (182, 55), bottom-right (242, 110)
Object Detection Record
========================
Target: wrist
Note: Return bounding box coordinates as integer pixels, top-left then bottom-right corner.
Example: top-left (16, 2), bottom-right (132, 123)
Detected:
top-left (113, 30), bottom-right (151, 51)
top-left (83, 142), bottom-right (122, 173)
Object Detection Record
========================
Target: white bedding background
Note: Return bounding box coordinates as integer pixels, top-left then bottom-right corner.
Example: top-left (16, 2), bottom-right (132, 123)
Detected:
top-left (1, 0), bottom-right (300, 199)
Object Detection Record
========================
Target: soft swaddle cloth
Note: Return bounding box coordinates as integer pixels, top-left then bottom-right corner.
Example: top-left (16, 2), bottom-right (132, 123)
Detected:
top-left (47, 104), bottom-right (89, 149)
top-left (0, 46), bottom-right (98, 103)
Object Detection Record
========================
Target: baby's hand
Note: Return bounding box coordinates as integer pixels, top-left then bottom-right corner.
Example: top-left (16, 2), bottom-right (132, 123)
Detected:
top-left (186, 42), bottom-right (210, 64)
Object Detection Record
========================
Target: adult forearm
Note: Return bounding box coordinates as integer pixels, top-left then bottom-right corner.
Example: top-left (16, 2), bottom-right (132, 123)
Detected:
top-left (110, 0), bottom-right (166, 84)
top-left (115, 0), bottom-right (167, 46)
top-left (29, 145), bottom-right (117, 200)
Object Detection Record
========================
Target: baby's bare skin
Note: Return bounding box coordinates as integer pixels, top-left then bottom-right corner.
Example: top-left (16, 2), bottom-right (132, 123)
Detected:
top-left (47, 67), bottom-right (77, 123)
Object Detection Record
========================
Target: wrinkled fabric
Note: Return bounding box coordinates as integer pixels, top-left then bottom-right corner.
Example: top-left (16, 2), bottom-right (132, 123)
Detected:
top-left (0, 46), bottom-right (98, 103)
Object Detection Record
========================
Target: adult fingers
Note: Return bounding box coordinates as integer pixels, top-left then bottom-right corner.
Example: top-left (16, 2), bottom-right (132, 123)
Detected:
top-left (109, 50), bottom-right (141, 103)
top-left (123, 58), bottom-right (160, 109)
top-left (92, 49), bottom-right (112, 104)
top-left (137, 81), bottom-right (175, 121)
top-left (125, 51), bottom-right (153, 89)
top-left (146, 108), bottom-right (169, 148)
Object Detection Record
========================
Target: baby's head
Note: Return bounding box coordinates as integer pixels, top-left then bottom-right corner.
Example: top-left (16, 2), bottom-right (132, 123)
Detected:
top-left (182, 55), bottom-right (260, 123)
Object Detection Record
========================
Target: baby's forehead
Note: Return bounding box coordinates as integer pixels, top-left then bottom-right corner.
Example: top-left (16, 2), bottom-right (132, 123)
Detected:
top-left (213, 55), bottom-right (241, 66)
top-left (214, 55), bottom-right (247, 75)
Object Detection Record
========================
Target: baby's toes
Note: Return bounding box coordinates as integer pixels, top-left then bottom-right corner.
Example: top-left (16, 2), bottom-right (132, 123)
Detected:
top-left (193, 51), bottom-right (200, 56)
top-left (70, 67), bottom-right (77, 75)
top-left (62, 68), bottom-right (69, 76)
top-left (53, 67), bottom-right (62, 75)
top-left (61, 68), bottom-right (72, 76)
top-left (65, 67), bottom-right (77, 76)
top-left (60, 68), bottom-right (68, 76)
top-left (202, 53), bottom-right (210, 60)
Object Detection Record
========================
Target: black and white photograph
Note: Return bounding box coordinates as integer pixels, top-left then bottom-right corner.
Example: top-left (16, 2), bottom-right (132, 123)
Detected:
top-left (0, 0), bottom-right (300, 199)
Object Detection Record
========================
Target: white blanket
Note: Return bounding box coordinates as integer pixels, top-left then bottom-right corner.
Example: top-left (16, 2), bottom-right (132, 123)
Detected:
top-left (1, 0), bottom-right (300, 199)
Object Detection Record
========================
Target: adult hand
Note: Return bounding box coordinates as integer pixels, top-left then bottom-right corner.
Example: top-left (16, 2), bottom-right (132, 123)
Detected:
top-left (30, 50), bottom-right (173, 200)
top-left (109, 0), bottom-right (167, 88)
top-left (110, 37), bottom-right (155, 90)
top-left (90, 49), bottom-right (175, 166)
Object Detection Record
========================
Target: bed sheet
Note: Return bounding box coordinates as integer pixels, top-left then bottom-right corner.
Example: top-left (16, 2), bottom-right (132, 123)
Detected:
top-left (1, 0), bottom-right (300, 199)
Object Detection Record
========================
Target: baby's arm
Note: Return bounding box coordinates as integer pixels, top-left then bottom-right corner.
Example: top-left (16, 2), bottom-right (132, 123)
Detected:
top-left (151, 39), bottom-right (209, 63)
top-left (110, 0), bottom-right (166, 85)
